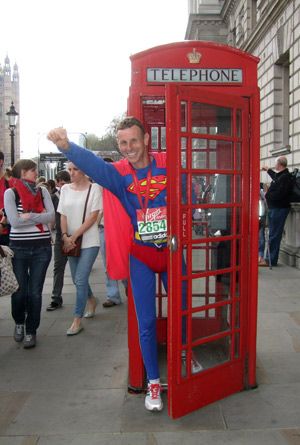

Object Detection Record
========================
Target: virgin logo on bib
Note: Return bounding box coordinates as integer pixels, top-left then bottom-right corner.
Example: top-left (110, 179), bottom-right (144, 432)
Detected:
top-left (136, 207), bottom-right (167, 244)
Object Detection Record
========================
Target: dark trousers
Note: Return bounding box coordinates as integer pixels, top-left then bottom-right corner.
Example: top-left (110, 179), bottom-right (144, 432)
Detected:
top-left (11, 244), bottom-right (52, 334)
top-left (0, 233), bottom-right (10, 246)
top-left (51, 234), bottom-right (68, 304)
top-left (267, 207), bottom-right (289, 266)
top-left (258, 224), bottom-right (266, 258)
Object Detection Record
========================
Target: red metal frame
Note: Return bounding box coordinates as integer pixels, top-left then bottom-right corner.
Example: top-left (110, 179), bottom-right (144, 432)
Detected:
top-left (126, 41), bottom-right (260, 417)
top-left (166, 86), bottom-right (252, 417)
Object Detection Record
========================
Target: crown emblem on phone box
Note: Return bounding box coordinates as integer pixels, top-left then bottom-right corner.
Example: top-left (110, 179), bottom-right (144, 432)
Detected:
top-left (187, 48), bottom-right (201, 64)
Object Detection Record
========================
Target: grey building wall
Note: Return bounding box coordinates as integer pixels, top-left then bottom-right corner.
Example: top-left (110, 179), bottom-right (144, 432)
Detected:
top-left (186, 0), bottom-right (300, 267)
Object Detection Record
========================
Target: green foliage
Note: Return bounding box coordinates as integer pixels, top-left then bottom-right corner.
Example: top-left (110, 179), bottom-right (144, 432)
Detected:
top-left (85, 134), bottom-right (100, 151)
top-left (85, 113), bottom-right (125, 153)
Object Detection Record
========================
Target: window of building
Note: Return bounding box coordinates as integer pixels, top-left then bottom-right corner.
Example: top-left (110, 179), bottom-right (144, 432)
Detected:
top-left (229, 15), bottom-right (236, 46)
top-left (257, 0), bottom-right (268, 21)
top-left (236, 7), bottom-right (244, 45)
top-left (275, 51), bottom-right (290, 148)
top-left (251, 0), bottom-right (257, 28)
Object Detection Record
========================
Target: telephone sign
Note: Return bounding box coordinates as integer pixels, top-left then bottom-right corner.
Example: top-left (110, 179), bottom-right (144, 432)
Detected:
top-left (147, 67), bottom-right (243, 83)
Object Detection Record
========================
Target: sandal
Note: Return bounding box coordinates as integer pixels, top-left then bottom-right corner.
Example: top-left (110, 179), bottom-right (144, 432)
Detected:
top-left (84, 296), bottom-right (99, 318)
top-left (102, 300), bottom-right (117, 308)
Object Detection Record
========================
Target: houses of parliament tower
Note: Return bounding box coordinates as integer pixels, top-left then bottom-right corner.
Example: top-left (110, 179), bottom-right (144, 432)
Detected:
top-left (0, 55), bottom-right (20, 168)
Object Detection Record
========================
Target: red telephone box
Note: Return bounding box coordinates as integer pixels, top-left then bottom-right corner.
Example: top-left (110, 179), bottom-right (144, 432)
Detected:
top-left (126, 41), bottom-right (260, 418)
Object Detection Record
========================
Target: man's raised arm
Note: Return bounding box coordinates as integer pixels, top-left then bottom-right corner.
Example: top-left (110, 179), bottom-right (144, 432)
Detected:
top-left (47, 128), bottom-right (123, 199)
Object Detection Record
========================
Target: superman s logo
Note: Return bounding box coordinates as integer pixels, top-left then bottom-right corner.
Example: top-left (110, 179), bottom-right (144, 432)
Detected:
top-left (128, 175), bottom-right (167, 199)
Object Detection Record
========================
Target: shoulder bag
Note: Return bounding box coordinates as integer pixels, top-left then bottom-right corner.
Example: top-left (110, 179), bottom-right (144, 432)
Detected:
top-left (0, 245), bottom-right (19, 297)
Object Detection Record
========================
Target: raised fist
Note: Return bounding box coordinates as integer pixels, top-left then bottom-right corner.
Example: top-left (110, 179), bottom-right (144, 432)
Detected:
top-left (47, 128), bottom-right (70, 151)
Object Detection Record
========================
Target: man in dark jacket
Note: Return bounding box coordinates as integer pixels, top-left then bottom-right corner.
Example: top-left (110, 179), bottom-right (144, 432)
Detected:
top-left (262, 156), bottom-right (292, 266)
top-left (46, 170), bottom-right (71, 311)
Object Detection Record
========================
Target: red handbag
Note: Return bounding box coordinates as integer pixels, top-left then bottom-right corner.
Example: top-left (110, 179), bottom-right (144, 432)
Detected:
top-left (62, 235), bottom-right (82, 257)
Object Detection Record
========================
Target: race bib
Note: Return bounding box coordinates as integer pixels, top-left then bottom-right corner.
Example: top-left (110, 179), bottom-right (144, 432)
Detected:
top-left (136, 207), bottom-right (167, 244)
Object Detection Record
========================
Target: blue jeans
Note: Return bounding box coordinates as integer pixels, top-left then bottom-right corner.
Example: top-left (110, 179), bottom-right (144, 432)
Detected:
top-left (11, 244), bottom-right (52, 335)
top-left (267, 208), bottom-right (289, 266)
top-left (258, 225), bottom-right (266, 258)
top-left (68, 246), bottom-right (99, 317)
top-left (99, 226), bottom-right (126, 304)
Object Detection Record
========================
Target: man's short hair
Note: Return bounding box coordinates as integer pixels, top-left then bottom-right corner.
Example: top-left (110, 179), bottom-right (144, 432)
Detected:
top-left (116, 117), bottom-right (146, 135)
top-left (55, 170), bottom-right (71, 182)
top-left (276, 156), bottom-right (288, 168)
top-left (0, 151), bottom-right (4, 162)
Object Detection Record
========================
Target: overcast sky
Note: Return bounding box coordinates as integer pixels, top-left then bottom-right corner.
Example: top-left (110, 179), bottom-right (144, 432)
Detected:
top-left (1, 0), bottom-right (188, 157)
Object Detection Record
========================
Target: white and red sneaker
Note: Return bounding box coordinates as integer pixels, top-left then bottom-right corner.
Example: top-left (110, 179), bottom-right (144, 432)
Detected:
top-left (145, 382), bottom-right (163, 411)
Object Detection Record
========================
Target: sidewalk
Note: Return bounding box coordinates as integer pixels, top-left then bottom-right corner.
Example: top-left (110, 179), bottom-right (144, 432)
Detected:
top-left (0, 253), bottom-right (300, 445)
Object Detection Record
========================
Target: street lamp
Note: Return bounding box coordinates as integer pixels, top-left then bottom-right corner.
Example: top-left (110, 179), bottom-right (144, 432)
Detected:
top-left (6, 101), bottom-right (19, 166)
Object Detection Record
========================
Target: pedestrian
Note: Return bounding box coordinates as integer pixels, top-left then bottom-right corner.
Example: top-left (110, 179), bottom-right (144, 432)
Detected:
top-left (261, 156), bottom-right (293, 266)
top-left (46, 170), bottom-right (71, 311)
top-left (57, 162), bottom-right (101, 335)
top-left (46, 179), bottom-right (57, 195)
top-left (0, 151), bottom-right (12, 246)
top-left (258, 182), bottom-right (268, 266)
top-left (47, 117), bottom-right (201, 412)
top-left (36, 176), bottom-right (46, 186)
top-left (4, 159), bottom-right (54, 348)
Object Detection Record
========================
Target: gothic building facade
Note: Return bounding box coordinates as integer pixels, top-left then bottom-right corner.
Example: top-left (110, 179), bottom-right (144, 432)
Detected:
top-left (186, 0), bottom-right (300, 267)
top-left (0, 55), bottom-right (20, 168)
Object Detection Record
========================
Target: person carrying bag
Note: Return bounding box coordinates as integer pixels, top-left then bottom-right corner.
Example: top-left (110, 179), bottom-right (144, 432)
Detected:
top-left (57, 162), bottom-right (101, 336)
top-left (60, 184), bottom-right (92, 257)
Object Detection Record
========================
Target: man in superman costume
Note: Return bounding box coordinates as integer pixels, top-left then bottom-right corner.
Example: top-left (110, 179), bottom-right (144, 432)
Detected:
top-left (48, 117), bottom-right (201, 412)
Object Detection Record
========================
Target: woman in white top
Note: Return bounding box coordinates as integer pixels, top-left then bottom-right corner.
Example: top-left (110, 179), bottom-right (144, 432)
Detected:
top-left (58, 162), bottom-right (101, 335)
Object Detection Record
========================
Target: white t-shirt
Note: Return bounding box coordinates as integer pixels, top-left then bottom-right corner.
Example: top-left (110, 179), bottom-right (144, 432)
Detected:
top-left (57, 182), bottom-right (101, 248)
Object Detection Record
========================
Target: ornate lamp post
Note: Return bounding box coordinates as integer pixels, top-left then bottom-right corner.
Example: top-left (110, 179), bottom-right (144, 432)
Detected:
top-left (6, 101), bottom-right (19, 166)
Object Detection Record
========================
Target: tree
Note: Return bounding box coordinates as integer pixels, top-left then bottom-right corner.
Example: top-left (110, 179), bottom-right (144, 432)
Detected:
top-left (106, 113), bottom-right (126, 137)
top-left (86, 113), bottom-right (125, 153)
top-left (85, 133), bottom-right (101, 151)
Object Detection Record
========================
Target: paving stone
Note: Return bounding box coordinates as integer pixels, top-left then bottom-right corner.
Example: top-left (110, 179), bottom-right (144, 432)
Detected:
top-left (120, 392), bottom-right (225, 432)
top-left (5, 389), bottom-right (124, 435)
top-left (0, 391), bottom-right (30, 435)
top-left (220, 383), bottom-right (300, 430)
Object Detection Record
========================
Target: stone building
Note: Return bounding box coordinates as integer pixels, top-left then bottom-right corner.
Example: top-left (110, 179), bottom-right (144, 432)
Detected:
top-left (0, 55), bottom-right (20, 168)
top-left (186, 0), bottom-right (300, 267)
